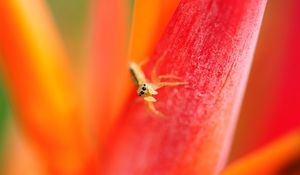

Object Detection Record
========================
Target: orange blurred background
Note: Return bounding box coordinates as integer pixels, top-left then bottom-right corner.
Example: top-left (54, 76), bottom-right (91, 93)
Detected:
top-left (0, 0), bottom-right (299, 174)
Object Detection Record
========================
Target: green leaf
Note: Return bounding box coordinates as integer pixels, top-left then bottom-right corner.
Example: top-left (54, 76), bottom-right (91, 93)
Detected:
top-left (0, 70), bottom-right (9, 172)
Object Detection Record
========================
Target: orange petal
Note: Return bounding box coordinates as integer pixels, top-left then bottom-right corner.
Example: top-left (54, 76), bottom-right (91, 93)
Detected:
top-left (222, 130), bottom-right (300, 175)
top-left (129, 0), bottom-right (180, 62)
top-left (0, 0), bottom-right (90, 174)
top-left (84, 0), bottom-right (130, 155)
top-left (4, 121), bottom-right (48, 175)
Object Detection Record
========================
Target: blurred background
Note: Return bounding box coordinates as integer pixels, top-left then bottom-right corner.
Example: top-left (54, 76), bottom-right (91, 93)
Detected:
top-left (0, 0), bottom-right (299, 174)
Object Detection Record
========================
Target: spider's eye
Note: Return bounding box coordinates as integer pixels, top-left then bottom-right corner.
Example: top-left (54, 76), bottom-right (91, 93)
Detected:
top-left (140, 91), bottom-right (144, 95)
top-left (143, 84), bottom-right (146, 87)
top-left (142, 87), bottom-right (147, 91)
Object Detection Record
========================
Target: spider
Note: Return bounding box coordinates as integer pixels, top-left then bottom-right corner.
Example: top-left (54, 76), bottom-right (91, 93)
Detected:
top-left (129, 52), bottom-right (188, 116)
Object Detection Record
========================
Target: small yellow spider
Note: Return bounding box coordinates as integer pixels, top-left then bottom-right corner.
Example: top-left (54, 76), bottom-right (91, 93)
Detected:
top-left (129, 53), bottom-right (188, 116)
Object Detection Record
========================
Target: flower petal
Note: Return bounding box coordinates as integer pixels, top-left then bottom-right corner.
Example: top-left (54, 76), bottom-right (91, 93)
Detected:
top-left (230, 0), bottom-right (300, 160)
top-left (4, 121), bottom-right (47, 175)
top-left (129, 0), bottom-right (180, 62)
top-left (222, 130), bottom-right (300, 175)
top-left (84, 0), bottom-right (129, 147)
top-left (0, 0), bottom-right (90, 174)
top-left (103, 0), bottom-right (267, 174)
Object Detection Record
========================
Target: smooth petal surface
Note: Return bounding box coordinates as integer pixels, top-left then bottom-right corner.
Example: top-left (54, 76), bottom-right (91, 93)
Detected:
top-left (84, 0), bottom-right (129, 148)
top-left (0, 0), bottom-right (90, 174)
top-left (222, 130), bottom-right (300, 174)
top-left (103, 0), bottom-right (266, 174)
top-left (230, 0), bottom-right (300, 160)
top-left (129, 0), bottom-right (180, 62)
top-left (5, 121), bottom-right (47, 175)
top-left (266, 0), bottom-right (300, 143)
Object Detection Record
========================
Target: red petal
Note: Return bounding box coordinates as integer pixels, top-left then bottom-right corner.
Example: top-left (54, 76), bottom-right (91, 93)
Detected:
top-left (102, 0), bottom-right (267, 174)
top-left (230, 0), bottom-right (300, 160)
top-left (264, 0), bottom-right (300, 143)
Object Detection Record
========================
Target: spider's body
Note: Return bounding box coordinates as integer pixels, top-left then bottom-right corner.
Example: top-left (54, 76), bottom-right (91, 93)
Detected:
top-left (130, 62), bottom-right (158, 103)
top-left (129, 53), bottom-right (188, 116)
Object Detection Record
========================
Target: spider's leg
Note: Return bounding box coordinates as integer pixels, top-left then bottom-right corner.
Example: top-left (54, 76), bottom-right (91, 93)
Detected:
top-left (157, 81), bottom-right (188, 89)
top-left (158, 74), bottom-right (182, 81)
top-left (148, 87), bottom-right (158, 95)
top-left (147, 101), bottom-right (164, 117)
top-left (144, 96), bottom-right (156, 102)
top-left (151, 51), bottom-right (167, 84)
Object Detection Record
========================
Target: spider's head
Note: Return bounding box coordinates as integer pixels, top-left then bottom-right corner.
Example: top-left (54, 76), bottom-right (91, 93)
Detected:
top-left (137, 83), bottom-right (148, 96)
